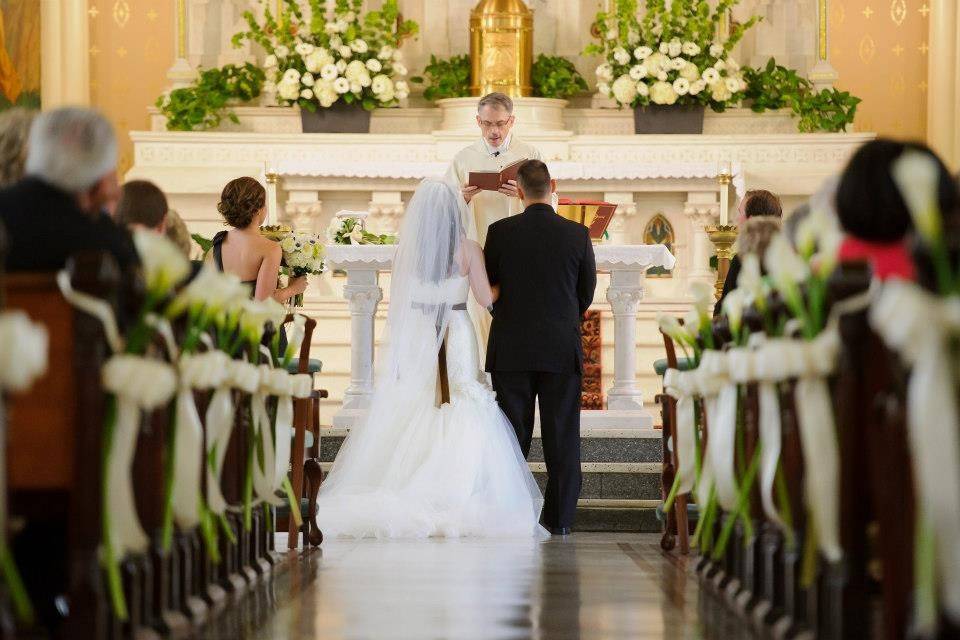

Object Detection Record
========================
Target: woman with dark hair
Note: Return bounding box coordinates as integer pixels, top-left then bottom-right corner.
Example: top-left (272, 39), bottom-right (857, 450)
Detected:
top-left (207, 176), bottom-right (306, 302)
top-left (715, 189), bottom-right (783, 314)
top-left (835, 138), bottom-right (959, 280)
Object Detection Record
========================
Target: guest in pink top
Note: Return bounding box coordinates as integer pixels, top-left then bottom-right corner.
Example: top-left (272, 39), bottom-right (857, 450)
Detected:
top-left (834, 139), bottom-right (959, 281)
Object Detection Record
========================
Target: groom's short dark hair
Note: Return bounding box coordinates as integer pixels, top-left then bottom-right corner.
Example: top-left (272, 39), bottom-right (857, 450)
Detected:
top-left (516, 159), bottom-right (551, 199)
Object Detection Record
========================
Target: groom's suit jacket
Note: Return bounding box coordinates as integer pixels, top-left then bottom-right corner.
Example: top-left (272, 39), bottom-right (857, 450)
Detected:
top-left (484, 202), bottom-right (597, 374)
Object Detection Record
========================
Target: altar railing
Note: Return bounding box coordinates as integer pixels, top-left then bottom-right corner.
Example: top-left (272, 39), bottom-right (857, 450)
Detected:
top-left (326, 243), bottom-right (676, 430)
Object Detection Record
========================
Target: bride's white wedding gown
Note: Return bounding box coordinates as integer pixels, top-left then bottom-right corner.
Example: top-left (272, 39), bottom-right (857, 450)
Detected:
top-left (314, 276), bottom-right (547, 539)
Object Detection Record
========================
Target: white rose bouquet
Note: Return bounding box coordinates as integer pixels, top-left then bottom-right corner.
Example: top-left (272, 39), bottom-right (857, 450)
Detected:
top-left (585, 0), bottom-right (757, 110)
top-left (235, 0), bottom-right (418, 111)
top-left (277, 231), bottom-right (326, 307)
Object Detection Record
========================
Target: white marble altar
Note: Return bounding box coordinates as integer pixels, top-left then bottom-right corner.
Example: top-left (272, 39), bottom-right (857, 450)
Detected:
top-left (325, 243), bottom-right (676, 430)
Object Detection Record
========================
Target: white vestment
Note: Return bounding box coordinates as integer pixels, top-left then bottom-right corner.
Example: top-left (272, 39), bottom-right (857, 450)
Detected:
top-left (444, 137), bottom-right (543, 355)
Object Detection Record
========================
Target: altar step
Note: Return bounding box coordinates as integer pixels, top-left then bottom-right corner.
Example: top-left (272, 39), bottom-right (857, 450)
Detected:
top-left (316, 426), bottom-right (664, 532)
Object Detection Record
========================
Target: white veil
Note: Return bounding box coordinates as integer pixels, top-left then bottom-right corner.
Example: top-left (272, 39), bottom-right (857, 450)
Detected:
top-left (319, 178), bottom-right (469, 495)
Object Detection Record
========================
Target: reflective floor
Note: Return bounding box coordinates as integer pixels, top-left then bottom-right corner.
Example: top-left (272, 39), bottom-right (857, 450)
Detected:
top-left (200, 533), bottom-right (704, 640)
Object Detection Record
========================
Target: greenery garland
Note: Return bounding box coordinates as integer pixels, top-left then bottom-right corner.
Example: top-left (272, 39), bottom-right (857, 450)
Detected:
top-left (157, 63), bottom-right (265, 131)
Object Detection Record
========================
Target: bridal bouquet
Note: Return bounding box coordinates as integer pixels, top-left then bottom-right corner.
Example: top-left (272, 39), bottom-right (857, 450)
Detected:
top-left (327, 215), bottom-right (397, 246)
top-left (278, 230), bottom-right (326, 307)
top-left (585, 0), bottom-right (756, 109)
top-left (234, 0), bottom-right (418, 111)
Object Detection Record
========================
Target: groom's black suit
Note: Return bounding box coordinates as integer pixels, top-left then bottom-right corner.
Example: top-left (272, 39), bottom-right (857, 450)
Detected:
top-left (484, 202), bottom-right (596, 529)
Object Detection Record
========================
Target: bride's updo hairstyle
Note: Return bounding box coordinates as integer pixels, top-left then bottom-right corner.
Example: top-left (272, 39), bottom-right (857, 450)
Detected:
top-left (218, 176), bottom-right (266, 228)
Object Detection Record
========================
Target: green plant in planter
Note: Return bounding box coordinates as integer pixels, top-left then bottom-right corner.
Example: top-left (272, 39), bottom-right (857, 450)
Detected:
top-left (744, 58), bottom-right (860, 133)
top-left (156, 63), bottom-right (266, 131)
top-left (410, 55), bottom-right (471, 101)
top-left (531, 54), bottom-right (588, 99)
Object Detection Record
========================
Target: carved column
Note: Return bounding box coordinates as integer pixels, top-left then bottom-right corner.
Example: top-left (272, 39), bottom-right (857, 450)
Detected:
top-left (367, 192), bottom-right (405, 236)
top-left (684, 192), bottom-right (720, 286)
top-left (808, 0), bottom-right (839, 90)
top-left (605, 268), bottom-right (645, 411)
top-left (285, 202), bottom-right (322, 235)
top-left (167, 0), bottom-right (196, 88)
top-left (342, 273), bottom-right (384, 410)
top-left (603, 192), bottom-right (638, 244)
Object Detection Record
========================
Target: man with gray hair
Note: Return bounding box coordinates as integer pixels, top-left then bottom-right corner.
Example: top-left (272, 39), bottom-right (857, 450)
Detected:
top-left (445, 92), bottom-right (543, 245)
top-left (0, 106), bottom-right (137, 272)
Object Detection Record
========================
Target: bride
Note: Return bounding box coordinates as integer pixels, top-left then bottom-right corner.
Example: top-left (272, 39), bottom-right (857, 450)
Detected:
top-left (315, 178), bottom-right (547, 538)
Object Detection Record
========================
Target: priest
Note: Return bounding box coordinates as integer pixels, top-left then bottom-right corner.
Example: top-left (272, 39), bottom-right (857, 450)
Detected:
top-left (445, 92), bottom-right (543, 354)
top-left (445, 92), bottom-right (543, 245)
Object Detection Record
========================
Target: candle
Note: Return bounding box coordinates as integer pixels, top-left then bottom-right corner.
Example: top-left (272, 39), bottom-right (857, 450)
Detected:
top-left (264, 163), bottom-right (278, 225)
top-left (718, 167), bottom-right (729, 227)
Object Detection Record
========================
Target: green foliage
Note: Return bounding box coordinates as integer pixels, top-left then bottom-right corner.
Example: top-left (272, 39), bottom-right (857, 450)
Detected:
top-left (531, 55), bottom-right (588, 99)
top-left (156, 63), bottom-right (265, 131)
top-left (744, 58), bottom-right (861, 132)
top-left (191, 233), bottom-right (213, 257)
top-left (332, 217), bottom-right (396, 245)
top-left (410, 55), bottom-right (471, 101)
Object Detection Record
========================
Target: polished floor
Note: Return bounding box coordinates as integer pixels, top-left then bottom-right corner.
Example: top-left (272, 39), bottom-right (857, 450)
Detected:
top-left (200, 533), bottom-right (704, 640)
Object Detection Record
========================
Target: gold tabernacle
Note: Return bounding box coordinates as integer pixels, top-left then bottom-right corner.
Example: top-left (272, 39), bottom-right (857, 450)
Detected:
top-left (469, 0), bottom-right (534, 97)
top-left (555, 199), bottom-right (617, 241)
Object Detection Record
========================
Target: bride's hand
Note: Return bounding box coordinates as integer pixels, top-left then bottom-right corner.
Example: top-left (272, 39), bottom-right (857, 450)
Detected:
top-left (287, 275), bottom-right (309, 296)
top-left (491, 284), bottom-right (500, 303)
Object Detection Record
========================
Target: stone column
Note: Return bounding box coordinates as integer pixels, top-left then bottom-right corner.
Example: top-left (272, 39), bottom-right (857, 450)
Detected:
top-left (605, 267), bottom-right (645, 411)
top-left (684, 192), bottom-right (719, 286)
top-left (367, 192), bottom-right (405, 236)
top-left (808, 0), bottom-right (839, 90)
top-left (167, 0), bottom-right (197, 88)
top-left (603, 192), bottom-right (638, 244)
top-left (342, 271), bottom-right (384, 410)
top-left (927, 0), bottom-right (960, 171)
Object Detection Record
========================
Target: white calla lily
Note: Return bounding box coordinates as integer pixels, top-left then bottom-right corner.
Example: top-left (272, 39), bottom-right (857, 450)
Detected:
top-left (721, 288), bottom-right (747, 335)
top-left (764, 233), bottom-right (810, 293)
top-left (689, 280), bottom-right (715, 317)
top-left (892, 149), bottom-right (942, 244)
top-left (134, 230), bottom-right (191, 296)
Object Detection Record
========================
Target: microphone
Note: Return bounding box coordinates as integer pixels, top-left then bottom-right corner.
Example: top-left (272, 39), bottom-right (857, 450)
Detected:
top-left (493, 151), bottom-right (500, 157)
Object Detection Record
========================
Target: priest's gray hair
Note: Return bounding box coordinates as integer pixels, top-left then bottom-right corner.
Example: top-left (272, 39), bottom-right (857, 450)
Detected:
top-left (477, 92), bottom-right (513, 114)
top-left (24, 107), bottom-right (117, 193)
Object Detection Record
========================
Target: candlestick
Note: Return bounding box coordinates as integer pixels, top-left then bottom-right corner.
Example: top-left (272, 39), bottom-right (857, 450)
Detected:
top-left (706, 224), bottom-right (739, 301)
top-left (264, 166), bottom-right (279, 225)
top-left (717, 167), bottom-right (732, 226)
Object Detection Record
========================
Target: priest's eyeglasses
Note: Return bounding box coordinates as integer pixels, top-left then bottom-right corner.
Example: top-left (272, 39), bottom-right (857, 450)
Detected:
top-left (479, 118), bottom-right (514, 130)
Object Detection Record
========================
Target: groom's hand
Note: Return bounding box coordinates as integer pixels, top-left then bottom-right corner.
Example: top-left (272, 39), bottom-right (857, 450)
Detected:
top-left (462, 185), bottom-right (480, 204)
top-left (498, 180), bottom-right (520, 198)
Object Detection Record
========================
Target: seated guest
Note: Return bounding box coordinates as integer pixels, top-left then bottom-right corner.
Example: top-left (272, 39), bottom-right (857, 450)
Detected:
top-left (715, 189), bottom-right (783, 314)
top-left (164, 208), bottom-right (193, 258)
top-left (0, 107), bottom-right (138, 272)
top-left (115, 179), bottom-right (168, 233)
top-left (208, 176), bottom-right (306, 302)
top-left (836, 138), bottom-right (959, 281)
top-left (0, 107), bottom-right (36, 188)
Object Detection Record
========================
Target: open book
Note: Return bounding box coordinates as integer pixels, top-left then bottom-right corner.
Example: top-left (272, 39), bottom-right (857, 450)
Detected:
top-left (556, 199), bottom-right (618, 240)
top-left (468, 158), bottom-right (527, 191)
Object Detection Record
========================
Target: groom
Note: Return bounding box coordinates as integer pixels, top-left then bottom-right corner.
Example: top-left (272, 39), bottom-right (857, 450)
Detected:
top-left (484, 160), bottom-right (597, 535)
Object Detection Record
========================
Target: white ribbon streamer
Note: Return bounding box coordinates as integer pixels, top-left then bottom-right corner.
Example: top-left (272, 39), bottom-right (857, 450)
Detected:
top-left (700, 351), bottom-right (739, 511)
top-left (101, 355), bottom-right (177, 557)
top-left (871, 281), bottom-right (960, 619)
top-left (751, 336), bottom-right (786, 529)
top-left (663, 369), bottom-right (697, 496)
top-left (0, 312), bottom-right (48, 392)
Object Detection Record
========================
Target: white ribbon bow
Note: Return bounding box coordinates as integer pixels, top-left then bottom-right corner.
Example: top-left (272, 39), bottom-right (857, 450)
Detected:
top-left (699, 351), bottom-right (739, 512)
top-left (871, 280), bottom-right (960, 620)
top-left (0, 311), bottom-right (48, 392)
top-left (751, 335), bottom-right (787, 530)
top-left (663, 368), bottom-right (699, 497)
top-left (101, 355), bottom-right (177, 557)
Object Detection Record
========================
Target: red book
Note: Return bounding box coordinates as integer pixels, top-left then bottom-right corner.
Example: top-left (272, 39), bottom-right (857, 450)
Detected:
top-left (556, 199), bottom-right (618, 240)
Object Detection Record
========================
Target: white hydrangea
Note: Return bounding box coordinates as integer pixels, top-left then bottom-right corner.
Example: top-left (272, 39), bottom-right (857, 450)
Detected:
top-left (681, 42), bottom-right (700, 56)
top-left (689, 79), bottom-right (706, 95)
top-left (264, 54), bottom-right (278, 69)
top-left (657, 70), bottom-right (668, 81)
top-left (359, 73), bottom-right (372, 87)
top-left (646, 52), bottom-right (669, 73)
top-left (349, 81), bottom-right (362, 93)
top-left (650, 80), bottom-right (678, 105)
top-left (350, 39), bottom-right (369, 54)
top-left (343, 11), bottom-right (356, 22)
top-left (606, 28), bottom-right (618, 41)
top-left (345, 60), bottom-right (367, 80)
top-left (394, 62), bottom-right (408, 76)
top-left (652, 23), bottom-right (663, 36)
top-left (339, 45), bottom-right (353, 58)
top-left (336, 60), bottom-right (347, 73)
top-left (613, 47), bottom-right (631, 65)
top-left (627, 30), bottom-right (641, 45)
top-left (611, 74), bottom-right (638, 105)
top-left (300, 88), bottom-right (313, 100)
top-left (672, 78), bottom-right (690, 96)
top-left (295, 42), bottom-right (315, 57)
top-left (324, 21), bottom-right (339, 34)
top-left (596, 63), bottom-right (614, 82)
top-left (329, 36), bottom-right (343, 49)
top-left (320, 64), bottom-right (339, 81)
top-left (658, 42), bottom-right (670, 54)
top-left (667, 39), bottom-right (683, 57)
top-left (275, 45), bottom-right (290, 58)
top-left (393, 49), bottom-right (404, 62)
top-left (633, 46), bottom-right (653, 60)
top-left (671, 57), bottom-right (687, 71)
top-left (366, 58), bottom-right (383, 73)
top-left (725, 77), bottom-right (741, 93)
top-left (277, 80), bottom-right (300, 101)
top-left (726, 58), bottom-right (741, 71)
top-left (710, 43), bottom-right (724, 58)
top-left (301, 72), bottom-right (315, 87)
top-left (315, 81), bottom-right (338, 107)
top-left (710, 81), bottom-right (732, 102)
top-left (371, 74), bottom-right (394, 95)
top-left (333, 77), bottom-right (351, 94)
top-left (379, 45), bottom-right (394, 60)
top-left (636, 81), bottom-right (650, 97)
top-left (680, 62), bottom-right (700, 82)
top-left (396, 80), bottom-right (410, 100)
top-left (714, 59), bottom-right (727, 70)
top-left (335, 19), bottom-right (349, 32)
top-left (282, 68), bottom-right (301, 83)
top-left (304, 49), bottom-right (333, 73)
top-left (702, 67), bottom-right (720, 84)
top-left (597, 82), bottom-right (611, 96)
top-left (629, 64), bottom-right (648, 80)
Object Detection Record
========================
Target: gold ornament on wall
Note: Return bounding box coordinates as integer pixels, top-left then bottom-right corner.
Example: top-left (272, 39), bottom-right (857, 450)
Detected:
top-left (858, 34), bottom-right (876, 64)
top-left (112, 0), bottom-right (130, 28)
top-left (890, 0), bottom-right (907, 26)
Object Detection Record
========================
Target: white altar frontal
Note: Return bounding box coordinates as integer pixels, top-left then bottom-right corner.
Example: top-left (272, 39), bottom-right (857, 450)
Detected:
top-left (128, 104), bottom-right (872, 427)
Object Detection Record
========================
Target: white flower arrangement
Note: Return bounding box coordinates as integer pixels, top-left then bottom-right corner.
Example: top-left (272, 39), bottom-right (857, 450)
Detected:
top-left (327, 213), bottom-right (397, 246)
top-left (238, 0), bottom-right (417, 111)
top-left (585, 0), bottom-right (757, 109)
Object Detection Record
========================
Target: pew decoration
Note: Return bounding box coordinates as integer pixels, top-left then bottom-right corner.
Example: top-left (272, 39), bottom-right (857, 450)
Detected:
top-left (0, 310), bottom-right (48, 624)
top-left (48, 230), bottom-right (314, 621)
